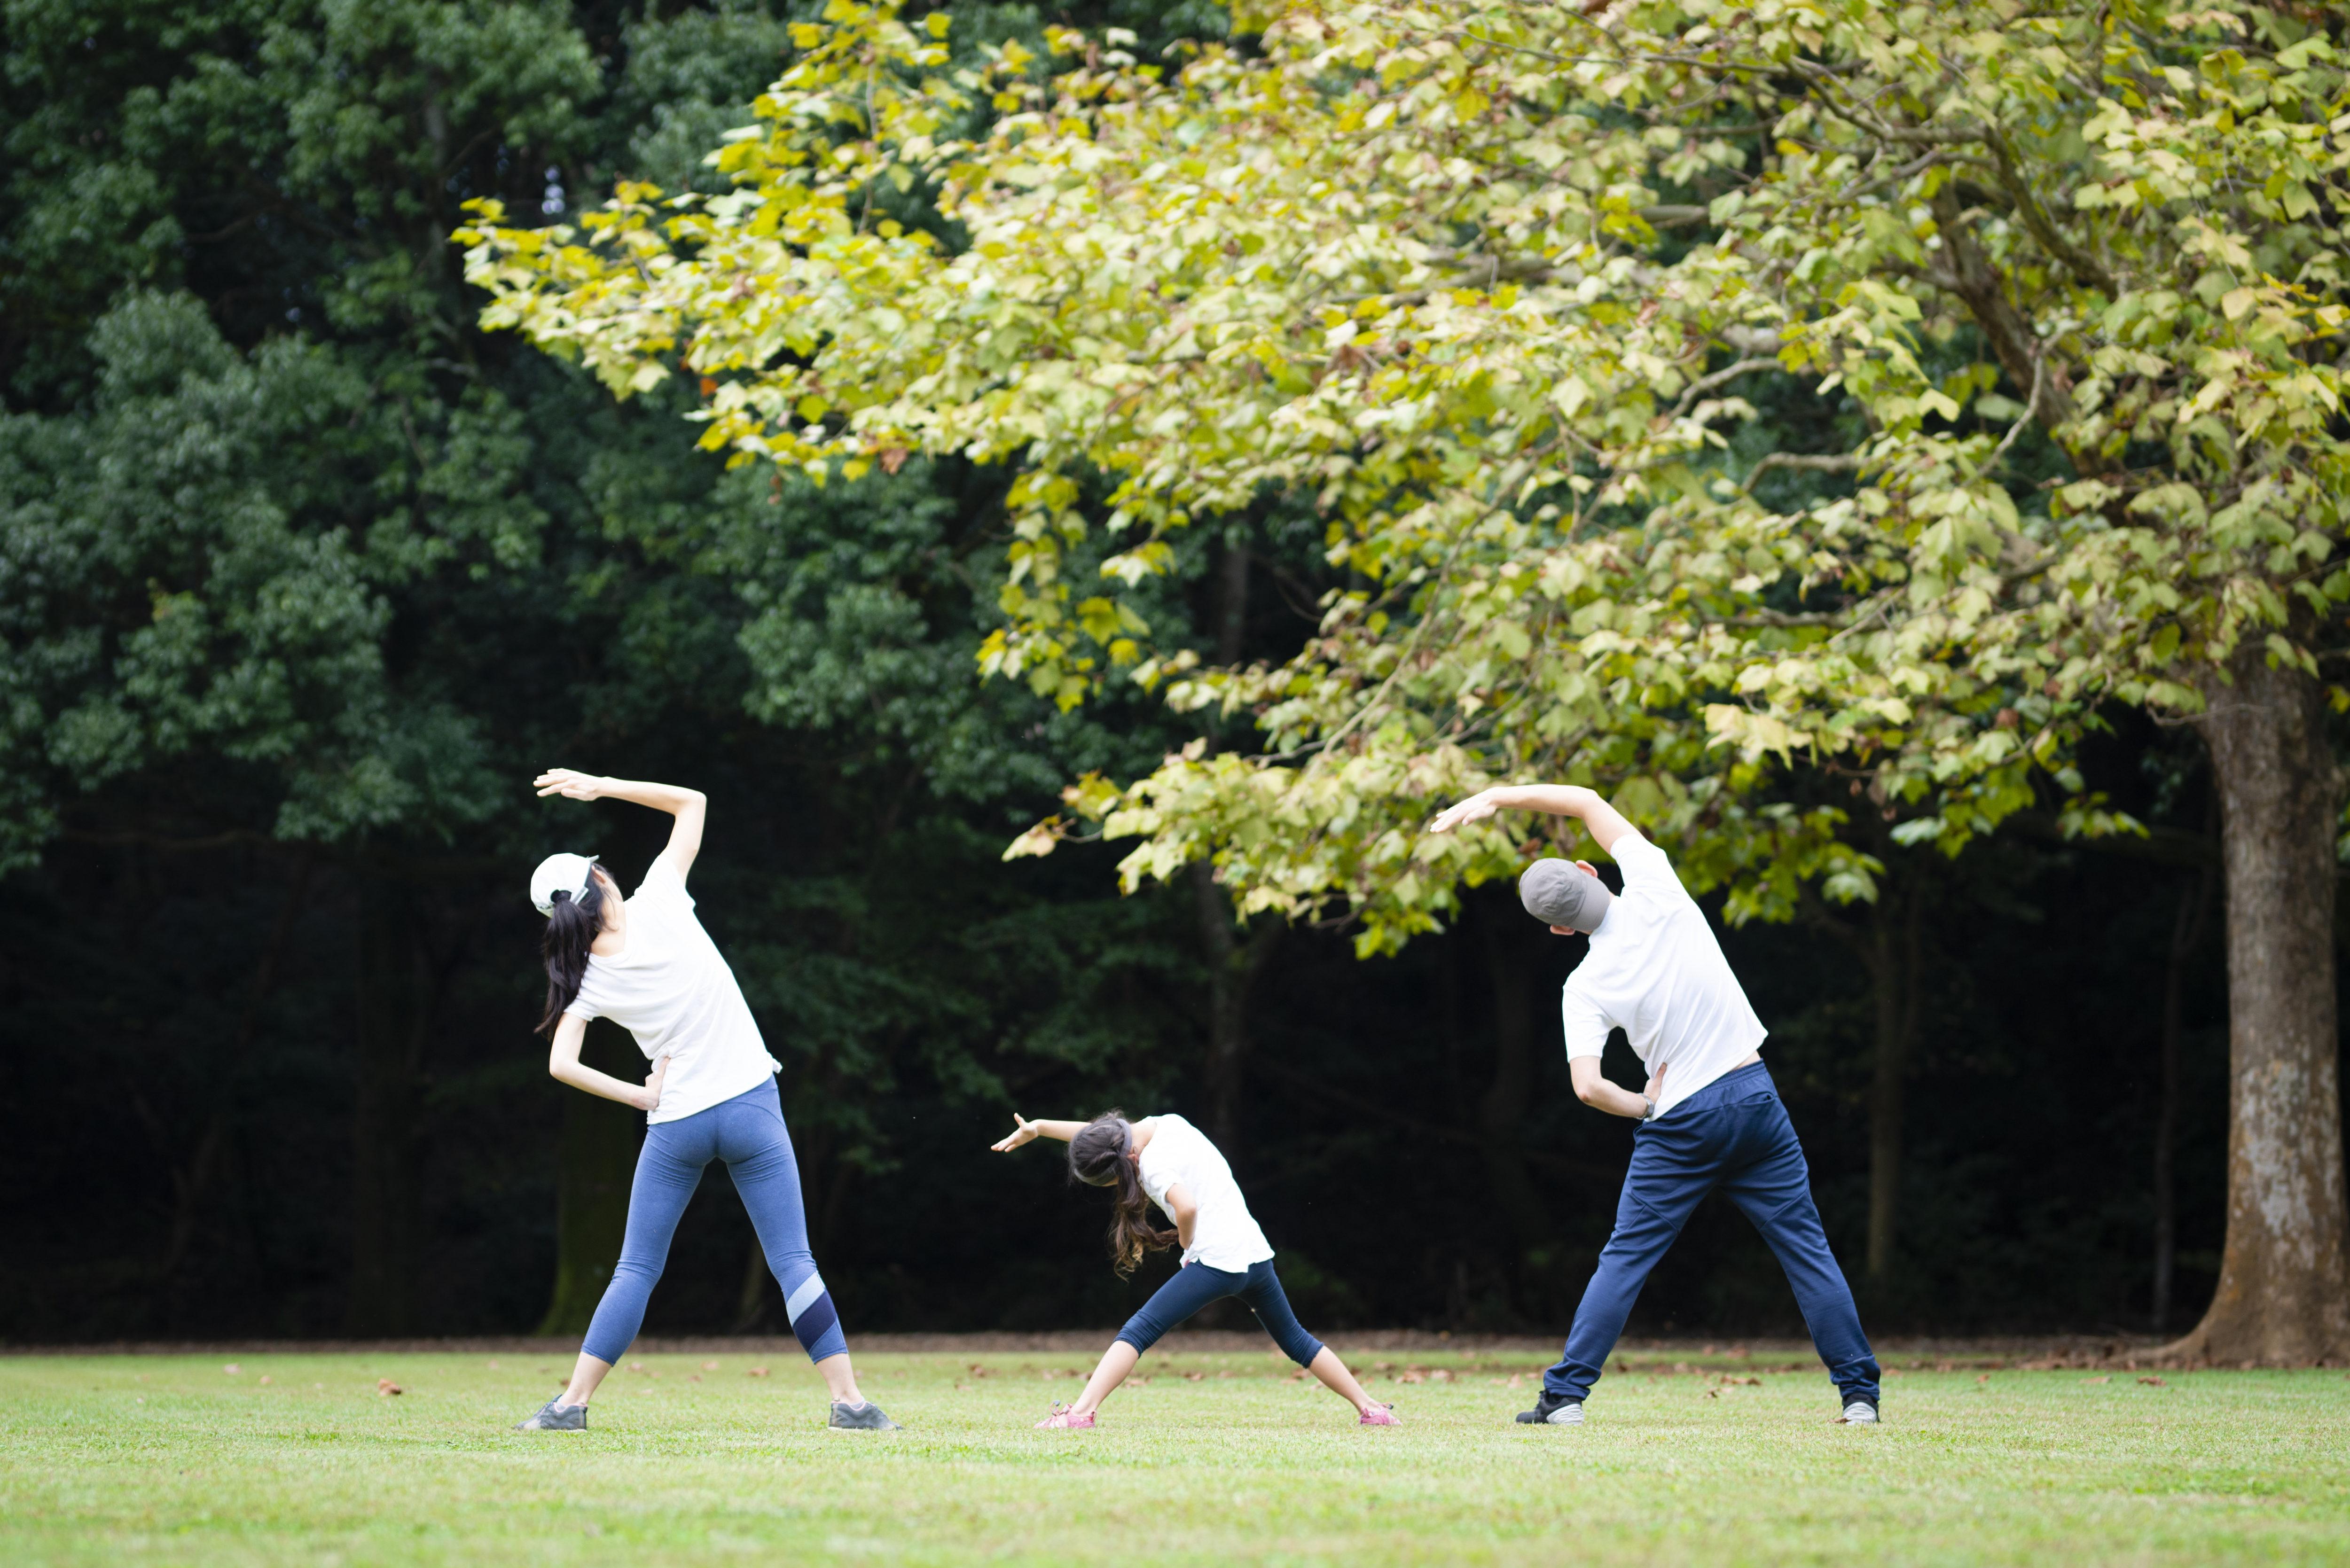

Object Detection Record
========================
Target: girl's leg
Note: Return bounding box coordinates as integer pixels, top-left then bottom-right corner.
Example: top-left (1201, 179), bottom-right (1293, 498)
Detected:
top-left (720, 1082), bottom-right (863, 1405)
top-left (1239, 1261), bottom-right (1383, 1415)
top-left (560, 1123), bottom-right (706, 1406)
top-left (1069, 1261), bottom-right (1238, 1418)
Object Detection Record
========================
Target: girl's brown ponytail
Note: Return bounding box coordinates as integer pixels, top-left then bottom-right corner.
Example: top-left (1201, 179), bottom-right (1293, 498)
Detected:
top-left (1068, 1111), bottom-right (1176, 1277)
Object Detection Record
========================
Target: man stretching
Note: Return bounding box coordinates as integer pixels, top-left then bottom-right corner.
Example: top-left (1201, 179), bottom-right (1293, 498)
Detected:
top-left (1429, 783), bottom-right (1880, 1427)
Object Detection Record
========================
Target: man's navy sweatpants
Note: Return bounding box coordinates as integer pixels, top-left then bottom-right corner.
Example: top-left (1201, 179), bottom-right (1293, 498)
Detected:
top-left (1544, 1060), bottom-right (1880, 1406)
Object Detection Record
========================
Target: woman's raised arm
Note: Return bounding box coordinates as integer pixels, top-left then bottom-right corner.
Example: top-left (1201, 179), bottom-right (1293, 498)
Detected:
top-left (534, 770), bottom-right (708, 882)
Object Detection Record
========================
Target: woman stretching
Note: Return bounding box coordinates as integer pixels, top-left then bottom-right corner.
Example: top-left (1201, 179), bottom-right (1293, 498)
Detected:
top-left (991, 1110), bottom-right (1394, 1428)
top-left (512, 770), bottom-right (899, 1433)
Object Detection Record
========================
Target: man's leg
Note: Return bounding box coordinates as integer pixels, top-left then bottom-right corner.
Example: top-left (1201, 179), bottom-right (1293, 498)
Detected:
top-left (1716, 1096), bottom-right (1880, 1409)
top-left (1541, 1126), bottom-right (1718, 1404)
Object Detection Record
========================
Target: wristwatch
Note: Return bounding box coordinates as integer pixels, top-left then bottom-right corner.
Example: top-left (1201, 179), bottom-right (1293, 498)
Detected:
top-left (1639, 1094), bottom-right (1657, 1123)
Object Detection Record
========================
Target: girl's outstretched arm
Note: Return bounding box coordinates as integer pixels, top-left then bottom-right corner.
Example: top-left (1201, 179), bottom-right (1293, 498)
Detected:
top-left (990, 1114), bottom-right (1087, 1152)
top-left (534, 770), bottom-right (709, 882)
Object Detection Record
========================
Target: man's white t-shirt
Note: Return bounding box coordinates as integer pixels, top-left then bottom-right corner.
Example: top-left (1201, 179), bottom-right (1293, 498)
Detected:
top-left (1559, 832), bottom-right (1767, 1117)
top-left (563, 858), bottom-right (781, 1125)
top-left (1136, 1114), bottom-right (1276, 1273)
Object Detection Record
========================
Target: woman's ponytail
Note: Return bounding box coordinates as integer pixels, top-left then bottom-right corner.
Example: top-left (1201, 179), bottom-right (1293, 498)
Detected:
top-left (535, 870), bottom-right (608, 1035)
top-left (1067, 1111), bottom-right (1176, 1277)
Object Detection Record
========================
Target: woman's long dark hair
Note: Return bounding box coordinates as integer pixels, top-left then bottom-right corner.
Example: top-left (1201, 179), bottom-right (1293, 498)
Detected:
top-left (1068, 1110), bottom-right (1176, 1277)
top-left (536, 867), bottom-right (609, 1035)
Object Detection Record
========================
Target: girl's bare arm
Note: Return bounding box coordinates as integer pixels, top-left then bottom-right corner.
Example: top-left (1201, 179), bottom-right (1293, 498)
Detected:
top-left (534, 770), bottom-right (709, 882)
top-left (989, 1114), bottom-right (1089, 1152)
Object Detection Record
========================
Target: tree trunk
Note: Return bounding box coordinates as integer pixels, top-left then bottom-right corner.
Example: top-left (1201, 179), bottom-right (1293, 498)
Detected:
top-left (536, 1022), bottom-right (642, 1337)
top-left (346, 876), bottom-right (426, 1336)
top-left (1473, 890), bottom-right (1558, 1298)
top-left (2153, 864), bottom-right (2216, 1332)
top-left (2161, 648), bottom-right (2350, 1365)
top-left (1192, 861), bottom-right (1283, 1157)
top-left (1864, 886), bottom-right (1923, 1279)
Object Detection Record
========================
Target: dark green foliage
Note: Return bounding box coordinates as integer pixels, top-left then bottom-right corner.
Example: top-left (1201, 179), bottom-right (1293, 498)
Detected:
top-left (0, 0), bottom-right (2243, 1345)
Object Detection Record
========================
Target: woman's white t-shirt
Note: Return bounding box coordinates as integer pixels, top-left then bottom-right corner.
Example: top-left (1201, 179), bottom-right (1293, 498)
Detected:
top-left (562, 858), bottom-right (780, 1124)
top-left (1559, 832), bottom-right (1767, 1117)
top-left (1135, 1114), bottom-right (1275, 1273)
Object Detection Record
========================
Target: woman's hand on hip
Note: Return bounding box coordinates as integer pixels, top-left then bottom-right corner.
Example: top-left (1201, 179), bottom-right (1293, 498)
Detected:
top-left (990, 1113), bottom-right (1041, 1153)
top-left (633, 1055), bottom-right (669, 1112)
top-left (535, 768), bottom-right (608, 801)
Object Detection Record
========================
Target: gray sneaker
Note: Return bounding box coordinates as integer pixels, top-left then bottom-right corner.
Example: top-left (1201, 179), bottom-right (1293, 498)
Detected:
top-left (514, 1396), bottom-right (587, 1431)
top-left (1840, 1400), bottom-right (1880, 1425)
top-left (828, 1399), bottom-right (902, 1431)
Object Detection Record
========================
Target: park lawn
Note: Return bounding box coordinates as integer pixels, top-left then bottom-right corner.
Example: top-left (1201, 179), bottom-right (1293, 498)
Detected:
top-left (0, 1348), bottom-right (2344, 1567)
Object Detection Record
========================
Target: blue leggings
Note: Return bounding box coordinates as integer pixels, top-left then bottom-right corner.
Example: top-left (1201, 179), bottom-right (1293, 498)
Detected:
top-left (1546, 1061), bottom-right (1878, 1405)
top-left (1116, 1258), bottom-right (1324, 1366)
top-left (580, 1077), bottom-right (846, 1366)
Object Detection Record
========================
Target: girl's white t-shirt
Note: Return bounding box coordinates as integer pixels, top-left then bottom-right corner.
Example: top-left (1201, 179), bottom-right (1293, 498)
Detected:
top-left (563, 858), bottom-right (780, 1124)
top-left (1558, 832), bottom-right (1767, 1117)
top-left (1135, 1114), bottom-right (1275, 1273)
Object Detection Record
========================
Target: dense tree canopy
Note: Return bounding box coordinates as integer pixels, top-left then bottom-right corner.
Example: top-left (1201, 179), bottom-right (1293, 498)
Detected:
top-left (0, 0), bottom-right (2305, 1357)
top-left (468, 0), bottom-right (2350, 1362)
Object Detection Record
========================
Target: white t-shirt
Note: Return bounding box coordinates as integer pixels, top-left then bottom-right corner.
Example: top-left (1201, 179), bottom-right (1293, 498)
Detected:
top-left (1559, 832), bottom-right (1767, 1117)
top-left (563, 858), bottom-right (781, 1124)
top-left (1136, 1114), bottom-right (1275, 1273)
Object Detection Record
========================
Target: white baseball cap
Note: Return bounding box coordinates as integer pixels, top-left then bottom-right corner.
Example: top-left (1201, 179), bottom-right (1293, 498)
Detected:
top-left (530, 852), bottom-right (601, 916)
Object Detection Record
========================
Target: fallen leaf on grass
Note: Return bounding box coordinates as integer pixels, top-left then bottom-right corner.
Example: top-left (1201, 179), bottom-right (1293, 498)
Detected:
top-left (2138, 1376), bottom-right (2167, 1387)
top-left (746, 1367), bottom-right (769, 1378)
top-left (376, 1379), bottom-right (403, 1397)
top-left (1183, 1372), bottom-right (1205, 1382)
top-left (702, 1360), bottom-right (720, 1371)
top-left (2081, 1376), bottom-right (2112, 1385)
top-left (258, 1376), bottom-right (273, 1386)
top-left (223, 1365), bottom-right (241, 1375)
top-left (968, 1364), bottom-right (994, 1378)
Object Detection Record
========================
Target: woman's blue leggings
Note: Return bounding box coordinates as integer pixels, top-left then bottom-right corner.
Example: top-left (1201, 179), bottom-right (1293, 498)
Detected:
top-left (1115, 1258), bottom-right (1324, 1366)
top-left (580, 1077), bottom-right (846, 1366)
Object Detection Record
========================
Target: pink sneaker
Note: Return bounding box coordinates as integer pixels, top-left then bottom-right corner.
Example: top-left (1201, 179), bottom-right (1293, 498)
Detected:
top-left (1035, 1403), bottom-right (1096, 1430)
top-left (1359, 1402), bottom-right (1399, 1427)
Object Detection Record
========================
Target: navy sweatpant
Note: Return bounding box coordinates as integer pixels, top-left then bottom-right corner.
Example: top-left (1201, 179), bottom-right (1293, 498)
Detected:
top-left (1545, 1061), bottom-right (1879, 1405)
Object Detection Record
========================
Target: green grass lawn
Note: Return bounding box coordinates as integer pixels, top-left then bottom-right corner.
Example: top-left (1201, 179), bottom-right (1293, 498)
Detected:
top-left (2, 1346), bottom-right (2344, 1566)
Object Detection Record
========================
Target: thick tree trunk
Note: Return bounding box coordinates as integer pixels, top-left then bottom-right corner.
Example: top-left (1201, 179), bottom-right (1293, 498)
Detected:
top-left (2163, 648), bottom-right (2350, 1365)
top-left (346, 877), bottom-right (426, 1336)
top-left (537, 1022), bottom-right (642, 1338)
top-left (2153, 865), bottom-right (2215, 1332)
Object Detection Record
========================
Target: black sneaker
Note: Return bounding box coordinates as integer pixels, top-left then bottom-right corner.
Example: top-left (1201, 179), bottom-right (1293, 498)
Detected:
top-left (514, 1396), bottom-right (587, 1431)
top-left (1838, 1399), bottom-right (1880, 1425)
top-left (828, 1399), bottom-right (902, 1431)
top-left (1514, 1391), bottom-right (1585, 1425)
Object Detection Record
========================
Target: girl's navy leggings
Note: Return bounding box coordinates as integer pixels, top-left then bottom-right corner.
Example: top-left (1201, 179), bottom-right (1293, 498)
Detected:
top-left (1115, 1258), bottom-right (1324, 1366)
top-left (580, 1077), bottom-right (847, 1366)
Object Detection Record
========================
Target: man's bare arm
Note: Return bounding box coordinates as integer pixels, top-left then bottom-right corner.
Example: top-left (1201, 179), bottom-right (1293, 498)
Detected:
top-left (1426, 784), bottom-right (1638, 853)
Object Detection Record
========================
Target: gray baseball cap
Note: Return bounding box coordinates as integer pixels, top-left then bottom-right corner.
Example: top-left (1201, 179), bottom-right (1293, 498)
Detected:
top-left (1519, 858), bottom-right (1614, 933)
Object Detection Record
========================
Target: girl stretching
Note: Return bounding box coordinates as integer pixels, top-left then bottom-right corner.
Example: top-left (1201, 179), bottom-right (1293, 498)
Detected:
top-left (512, 770), bottom-right (899, 1433)
top-left (991, 1110), bottom-right (1395, 1428)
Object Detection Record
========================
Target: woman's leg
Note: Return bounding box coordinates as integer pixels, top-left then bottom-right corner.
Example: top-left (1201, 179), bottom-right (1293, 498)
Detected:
top-left (1238, 1261), bottom-right (1382, 1415)
top-left (719, 1082), bottom-right (862, 1404)
top-left (559, 1122), bottom-right (707, 1406)
top-left (1069, 1261), bottom-right (1240, 1419)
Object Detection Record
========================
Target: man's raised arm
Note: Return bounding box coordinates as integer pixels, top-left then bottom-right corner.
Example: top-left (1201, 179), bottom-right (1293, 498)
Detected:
top-left (1426, 785), bottom-right (1638, 853)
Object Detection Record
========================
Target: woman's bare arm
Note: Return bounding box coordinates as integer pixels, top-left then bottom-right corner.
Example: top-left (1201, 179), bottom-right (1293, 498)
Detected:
top-left (534, 770), bottom-right (709, 882)
top-left (1426, 784), bottom-right (1638, 853)
top-left (547, 1012), bottom-right (667, 1111)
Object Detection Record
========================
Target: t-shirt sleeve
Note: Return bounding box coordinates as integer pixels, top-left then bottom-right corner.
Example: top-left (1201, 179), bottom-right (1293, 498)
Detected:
top-left (635, 855), bottom-right (697, 910)
top-left (1608, 831), bottom-right (1688, 901)
top-left (562, 978), bottom-right (600, 1023)
top-left (1560, 980), bottom-right (1613, 1061)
